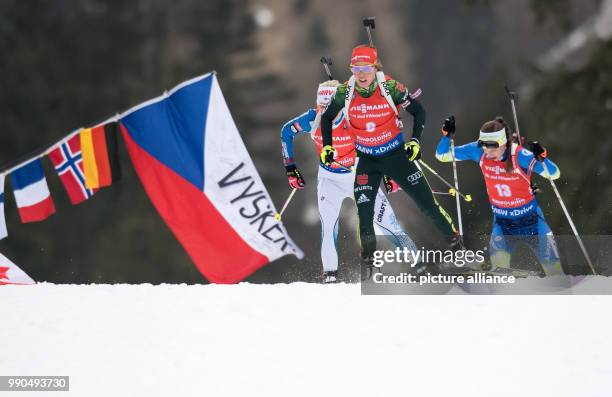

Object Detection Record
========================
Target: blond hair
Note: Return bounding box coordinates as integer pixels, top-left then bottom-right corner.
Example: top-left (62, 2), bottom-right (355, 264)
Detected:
top-left (319, 80), bottom-right (340, 88)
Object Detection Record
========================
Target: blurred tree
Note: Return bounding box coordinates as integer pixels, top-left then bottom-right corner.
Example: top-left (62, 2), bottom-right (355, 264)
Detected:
top-left (525, 39), bottom-right (612, 234)
top-left (307, 15), bottom-right (331, 50)
top-left (528, 0), bottom-right (573, 32)
top-left (0, 0), bottom-right (260, 283)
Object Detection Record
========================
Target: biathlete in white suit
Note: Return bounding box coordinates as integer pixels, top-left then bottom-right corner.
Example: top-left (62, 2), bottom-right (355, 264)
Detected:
top-left (281, 80), bottom-right (417, 283)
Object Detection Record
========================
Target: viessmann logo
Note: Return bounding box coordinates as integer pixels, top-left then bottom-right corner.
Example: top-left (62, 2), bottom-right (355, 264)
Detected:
top-left (484, 165), bottom-right (505, 174)
top-left (333, 135), bottom-right (353, 142)
top-left (350, 103), bottom-right (390, 114)
top-left (484, 165), bottom-right (522, 175)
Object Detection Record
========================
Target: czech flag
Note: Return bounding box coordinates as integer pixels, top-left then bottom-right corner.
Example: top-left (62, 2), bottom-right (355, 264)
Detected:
top-left (119, 73), bottom-right (303, 283)
top-left (10, 158), bottom-right (56, 223)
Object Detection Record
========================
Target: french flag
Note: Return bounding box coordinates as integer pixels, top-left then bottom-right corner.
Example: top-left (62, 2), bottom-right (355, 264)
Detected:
top-left (119, 73), bottom-right (303, 283)
top-left (10, 158), bottom-right (56, 223)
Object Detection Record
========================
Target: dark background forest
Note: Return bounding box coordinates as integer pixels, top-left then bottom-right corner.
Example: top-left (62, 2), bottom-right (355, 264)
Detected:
top-left (1, 0), bottom-right (611, 283)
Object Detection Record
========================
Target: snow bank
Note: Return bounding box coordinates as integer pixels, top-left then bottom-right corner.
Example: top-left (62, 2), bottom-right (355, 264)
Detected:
top-left (1, 283), bottom-right (611, 396)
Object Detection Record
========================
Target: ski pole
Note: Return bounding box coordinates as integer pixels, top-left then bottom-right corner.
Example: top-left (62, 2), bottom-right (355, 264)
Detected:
top-left (450, 137), bottom-right (464, 235)
top-left (332, 161), bottom-right (354, 172)
top-left (417, 160), bottom-right (472, 202)
top-left (431, 190), bottom-right (454, 196)
top-left (384, 164), bottom-right (449, 196)
top-left (504, 85), bottom-right (597, 275)
top-left (274, 189), bottom-right (297, 222)
top-left (504, 86), bottom-right (523, 144)
top-left (363, 17), bottom-right (376, 47)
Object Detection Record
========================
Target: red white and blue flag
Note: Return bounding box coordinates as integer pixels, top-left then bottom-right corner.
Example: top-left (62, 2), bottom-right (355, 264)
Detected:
top-left (48, 133), bottom-right (97, 205)
top-left (0, 251), bottom-right (35, 285)
top-left (119, 73), bottom-right (303, 283)
top-left (10, 158), bottom-right (56, 223)
top-left (0, 175), bottom-right (7, 239)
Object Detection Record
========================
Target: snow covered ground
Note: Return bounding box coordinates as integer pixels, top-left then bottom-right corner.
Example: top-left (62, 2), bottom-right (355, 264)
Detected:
top-left (2, 283), bottom-right (612, 396)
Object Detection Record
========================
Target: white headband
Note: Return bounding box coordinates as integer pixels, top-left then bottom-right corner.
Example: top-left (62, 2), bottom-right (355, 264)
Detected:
top-left (478, 128), bottom-right (507, 146)
top-left (316, 82), bottom-right (339, 107)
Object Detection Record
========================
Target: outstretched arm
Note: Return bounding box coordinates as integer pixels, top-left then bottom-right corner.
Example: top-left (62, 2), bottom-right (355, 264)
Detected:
top-left (533, 158), bottom-right (560, 179)
top-left (434, 116), bottom-right (482, 162)
top-left (281, 108), bottom-right (317, 168)
top-left (436, 137), bottom-right (482, 162)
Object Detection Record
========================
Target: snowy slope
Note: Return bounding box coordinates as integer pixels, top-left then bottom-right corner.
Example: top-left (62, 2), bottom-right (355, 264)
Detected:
top-left (1, 283), bottom-right (612, 397)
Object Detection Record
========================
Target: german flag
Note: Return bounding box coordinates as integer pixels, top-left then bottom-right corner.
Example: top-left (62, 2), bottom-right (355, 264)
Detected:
top-left (81, 121), bottom-right (121, 189)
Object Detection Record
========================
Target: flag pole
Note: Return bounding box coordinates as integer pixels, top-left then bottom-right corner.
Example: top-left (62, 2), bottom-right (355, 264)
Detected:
top-left (0, 114), bottom-right (120, 178)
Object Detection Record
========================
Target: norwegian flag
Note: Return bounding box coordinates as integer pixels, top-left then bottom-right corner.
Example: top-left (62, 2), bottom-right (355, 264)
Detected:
top-left (48, 134), bottom-right (97, 205)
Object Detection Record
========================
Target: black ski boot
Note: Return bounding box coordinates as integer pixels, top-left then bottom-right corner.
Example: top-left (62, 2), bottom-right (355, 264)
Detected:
top-left (433, 233), bottom-right (468, 275)
top-left (448, 233), bottom-right (465, 251)
top-left (360, 254), bottom-right (380, 282)
top-left (323, 270), bottom-right (338, 284)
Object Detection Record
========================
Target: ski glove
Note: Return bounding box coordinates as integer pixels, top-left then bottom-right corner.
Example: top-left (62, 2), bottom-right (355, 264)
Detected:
top-left (286, 165), bottom-right (306, 189)
top-left (383, 175), bottom-right (402, 193)
top-left (442, 115), bottom-right (456, 137)
top-left (320, 145), bottom-right (336, 166)
top-left (528, 141), bottom-right (547, 162)
top-left (404, 139), bottom-right (421, 161)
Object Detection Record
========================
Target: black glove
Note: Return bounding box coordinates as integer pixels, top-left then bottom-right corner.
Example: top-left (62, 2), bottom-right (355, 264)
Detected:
top-left (528, 141), bottom-right (547, 162)
top-left (404, 139), bottom-right (421, 161)
top-left (442, 115), bottom-right (456, 138)
top-left (320, 145), bottom-right (336, 166)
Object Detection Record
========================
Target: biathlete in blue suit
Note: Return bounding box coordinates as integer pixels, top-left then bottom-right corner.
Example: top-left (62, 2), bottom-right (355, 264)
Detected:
top-left (435, 116), bottom-right (563, 276)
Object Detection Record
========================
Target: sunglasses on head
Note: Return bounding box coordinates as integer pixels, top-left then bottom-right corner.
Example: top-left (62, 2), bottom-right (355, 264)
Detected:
top-left (350, 64), bottom-right (376, 74)
top-left (478, 141), bottom-right (501, 148)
